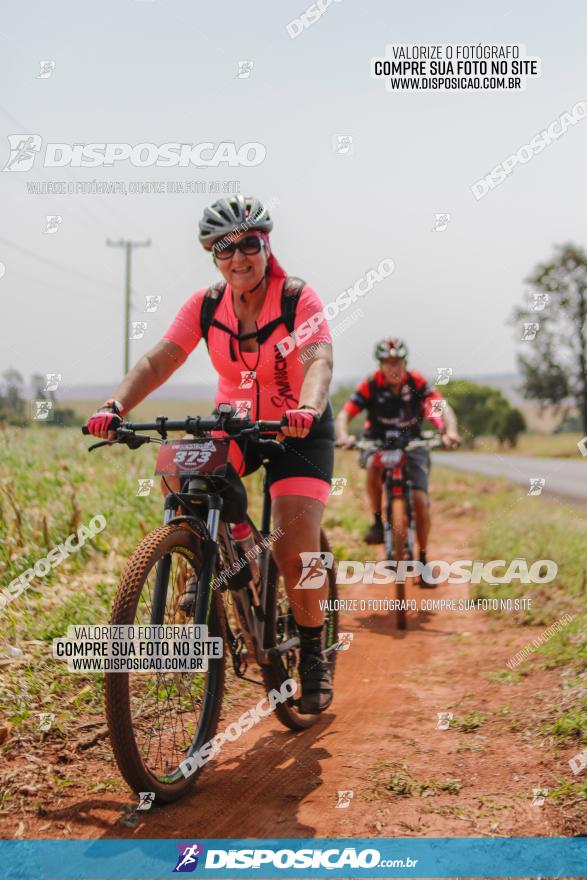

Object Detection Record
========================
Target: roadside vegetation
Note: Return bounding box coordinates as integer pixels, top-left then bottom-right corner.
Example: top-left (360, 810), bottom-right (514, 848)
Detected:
top-left (1, 426), bottom-right (585, 830)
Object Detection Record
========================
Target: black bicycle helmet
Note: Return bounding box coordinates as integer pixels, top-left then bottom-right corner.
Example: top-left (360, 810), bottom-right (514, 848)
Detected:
top-left (374, 337), bottom-right (408, 361)
top-left (198, 195), bottom-right (273, 250)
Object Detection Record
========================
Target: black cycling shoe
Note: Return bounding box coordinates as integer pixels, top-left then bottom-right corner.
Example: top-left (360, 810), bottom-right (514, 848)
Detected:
top-left (364, 519), bottom-right (384, 544)
top-left (298, 652), bottom-right (333, 714)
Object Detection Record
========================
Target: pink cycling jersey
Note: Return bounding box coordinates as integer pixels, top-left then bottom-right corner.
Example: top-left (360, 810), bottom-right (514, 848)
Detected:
top-left (164, 273), bottom-right (332, 422)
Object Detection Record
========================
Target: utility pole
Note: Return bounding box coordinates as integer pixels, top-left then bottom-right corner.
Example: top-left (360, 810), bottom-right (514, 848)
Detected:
top-left (106, 238), bottom-right (151, 375)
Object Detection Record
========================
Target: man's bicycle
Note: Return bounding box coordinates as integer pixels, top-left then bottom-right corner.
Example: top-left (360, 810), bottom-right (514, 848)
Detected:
top-left (344, 430), bottom-right (442, 631)
top-left (82, 404), bottom-right (338, 803)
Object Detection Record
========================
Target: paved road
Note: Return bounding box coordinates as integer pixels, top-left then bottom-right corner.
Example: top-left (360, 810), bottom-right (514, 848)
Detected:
top-left (432, 451), bottom-right (587, 506)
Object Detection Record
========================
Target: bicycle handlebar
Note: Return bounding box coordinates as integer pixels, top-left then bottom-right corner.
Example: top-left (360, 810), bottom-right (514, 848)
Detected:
top-left (82, 415), bottom-right (283, 438)
top-left (338, 432), bottom-right (443, 452)
top-left (82, 412), bottom-right (286, 453)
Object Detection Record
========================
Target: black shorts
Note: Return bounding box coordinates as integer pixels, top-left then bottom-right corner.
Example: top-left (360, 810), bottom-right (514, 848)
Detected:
top-left (361, 445), bottom-right (430, 493)
top-left (231, 404), bottom-right (335, 503)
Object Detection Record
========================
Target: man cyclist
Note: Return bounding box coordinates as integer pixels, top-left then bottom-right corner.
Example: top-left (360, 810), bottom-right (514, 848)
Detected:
top-left (335, 338), bottom-right (460, 567)
top-left (86, 195), bottom-right (335, 714)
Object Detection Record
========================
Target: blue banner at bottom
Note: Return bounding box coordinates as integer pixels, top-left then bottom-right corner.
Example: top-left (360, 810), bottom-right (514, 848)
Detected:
top-left (0, 837), bottom-right (584, 878)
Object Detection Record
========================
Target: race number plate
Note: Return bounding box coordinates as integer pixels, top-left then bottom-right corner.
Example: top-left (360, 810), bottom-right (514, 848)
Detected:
top-left (378, 449), bottom-right (403, 467)
top-left (155, 439), bottom-right (229, 477)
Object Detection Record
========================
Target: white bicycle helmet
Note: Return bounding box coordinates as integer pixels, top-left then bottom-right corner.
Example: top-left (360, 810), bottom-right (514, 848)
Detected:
top-left (198, 195), bottom-right (273, 250)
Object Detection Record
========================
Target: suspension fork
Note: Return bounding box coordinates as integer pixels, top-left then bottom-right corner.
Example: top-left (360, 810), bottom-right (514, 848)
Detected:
top-left (150, 493), bottom-right (178, 624)
top-left (194, 493), bottom-right (222, 626)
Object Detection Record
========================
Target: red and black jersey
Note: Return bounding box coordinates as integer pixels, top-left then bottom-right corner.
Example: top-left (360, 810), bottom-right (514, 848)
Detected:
top-left (342, 369), bottom-right (446, 439)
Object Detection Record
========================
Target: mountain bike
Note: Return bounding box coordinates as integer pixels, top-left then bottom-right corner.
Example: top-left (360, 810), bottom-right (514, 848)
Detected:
top-left (345, 430), bottom-right (442, 631)
top-left (82, 404), bottom-right (338, 803)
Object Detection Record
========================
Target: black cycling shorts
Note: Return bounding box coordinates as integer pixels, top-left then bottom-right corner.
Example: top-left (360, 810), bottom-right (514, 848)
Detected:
top-left (231, 405), bottom-right (335, 504)
top-left (361, 445), bottom-right (430, 493)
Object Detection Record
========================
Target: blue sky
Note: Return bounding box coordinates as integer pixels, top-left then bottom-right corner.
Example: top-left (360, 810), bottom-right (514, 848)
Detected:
top-left (1, 0), bottom-right (586, 392)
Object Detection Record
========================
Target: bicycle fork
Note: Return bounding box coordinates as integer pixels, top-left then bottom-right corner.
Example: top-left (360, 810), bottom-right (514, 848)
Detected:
top-left (153, 483), bottom-right (222, 628)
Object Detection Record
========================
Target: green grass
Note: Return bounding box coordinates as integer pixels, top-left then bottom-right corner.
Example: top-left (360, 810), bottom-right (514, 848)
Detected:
top-left (365, 760), bottom-right (462, 800)
top-left (465, 432), bottom-right (585, 459)
top-left (2, 426), bottom-right (587, 814)
top-left (541, 697), bottom-right (587, 744)
top-left (432, 465), bottom-right (587, 756)
top-left (449, 712), bottom-right (487, 732)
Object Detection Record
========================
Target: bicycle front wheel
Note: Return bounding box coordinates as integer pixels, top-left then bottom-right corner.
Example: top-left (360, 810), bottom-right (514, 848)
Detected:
top-left (105, 524), bottom-right (226, 803)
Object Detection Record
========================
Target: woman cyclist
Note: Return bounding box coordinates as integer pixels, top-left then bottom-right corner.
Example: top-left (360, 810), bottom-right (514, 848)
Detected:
top-left (85, 195), bottom-right (335, 714)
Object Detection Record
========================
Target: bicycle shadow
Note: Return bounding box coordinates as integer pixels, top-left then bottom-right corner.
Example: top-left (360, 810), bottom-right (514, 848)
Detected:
top-left (51, 713), bottom-right (336, 839)
top-left (176, 720), bottom-right (335, 837)
top-left (340, 566), bottom-right (466, 638)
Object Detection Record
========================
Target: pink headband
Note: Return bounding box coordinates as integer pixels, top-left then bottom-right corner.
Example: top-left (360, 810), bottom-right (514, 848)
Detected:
top-left (258, 232), bottom-right (286, 278)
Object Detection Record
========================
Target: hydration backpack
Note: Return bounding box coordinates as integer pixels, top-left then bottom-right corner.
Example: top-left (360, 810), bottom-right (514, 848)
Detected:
top-left (200, 276), bottom-right (306, 361)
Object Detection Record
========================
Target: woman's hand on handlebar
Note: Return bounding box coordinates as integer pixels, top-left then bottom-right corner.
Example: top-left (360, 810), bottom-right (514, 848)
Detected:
top-left (277, 408), bottom-right (319, 440)
top-left (86, 402), bottom-right (123, 441)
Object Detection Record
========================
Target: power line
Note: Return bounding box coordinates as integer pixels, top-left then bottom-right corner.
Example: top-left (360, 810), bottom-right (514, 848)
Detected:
top-left (0, 235), bottom-right (120, 291)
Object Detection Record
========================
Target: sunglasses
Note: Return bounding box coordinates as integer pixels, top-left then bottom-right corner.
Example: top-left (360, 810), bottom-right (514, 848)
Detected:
top-left (213, 234), bottom-right (264, 261)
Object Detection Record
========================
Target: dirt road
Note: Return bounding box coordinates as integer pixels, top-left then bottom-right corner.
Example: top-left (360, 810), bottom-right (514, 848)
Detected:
top-left (2, 489), bottom-right (579, 844)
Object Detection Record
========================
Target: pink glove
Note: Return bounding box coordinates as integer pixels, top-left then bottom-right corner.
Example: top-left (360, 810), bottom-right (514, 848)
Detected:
top-left (86, 401), bottom-right (123, 439)
top-left (280, 408), bottom-right (319, 439)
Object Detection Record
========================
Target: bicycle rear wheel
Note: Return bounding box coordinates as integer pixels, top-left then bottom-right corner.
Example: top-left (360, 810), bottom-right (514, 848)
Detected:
top-left (262, 529), bottom-right (338, 731)
top-left (105, 524), bottom-right (226, 802)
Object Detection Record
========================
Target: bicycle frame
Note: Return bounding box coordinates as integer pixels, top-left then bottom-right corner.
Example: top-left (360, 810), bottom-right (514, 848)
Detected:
top-left (159, 462), bottom-right (287, 672)
top-left (83, 409), bottom-right (317, 678)
top-left (381, 453), bottom-right (415, 562)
